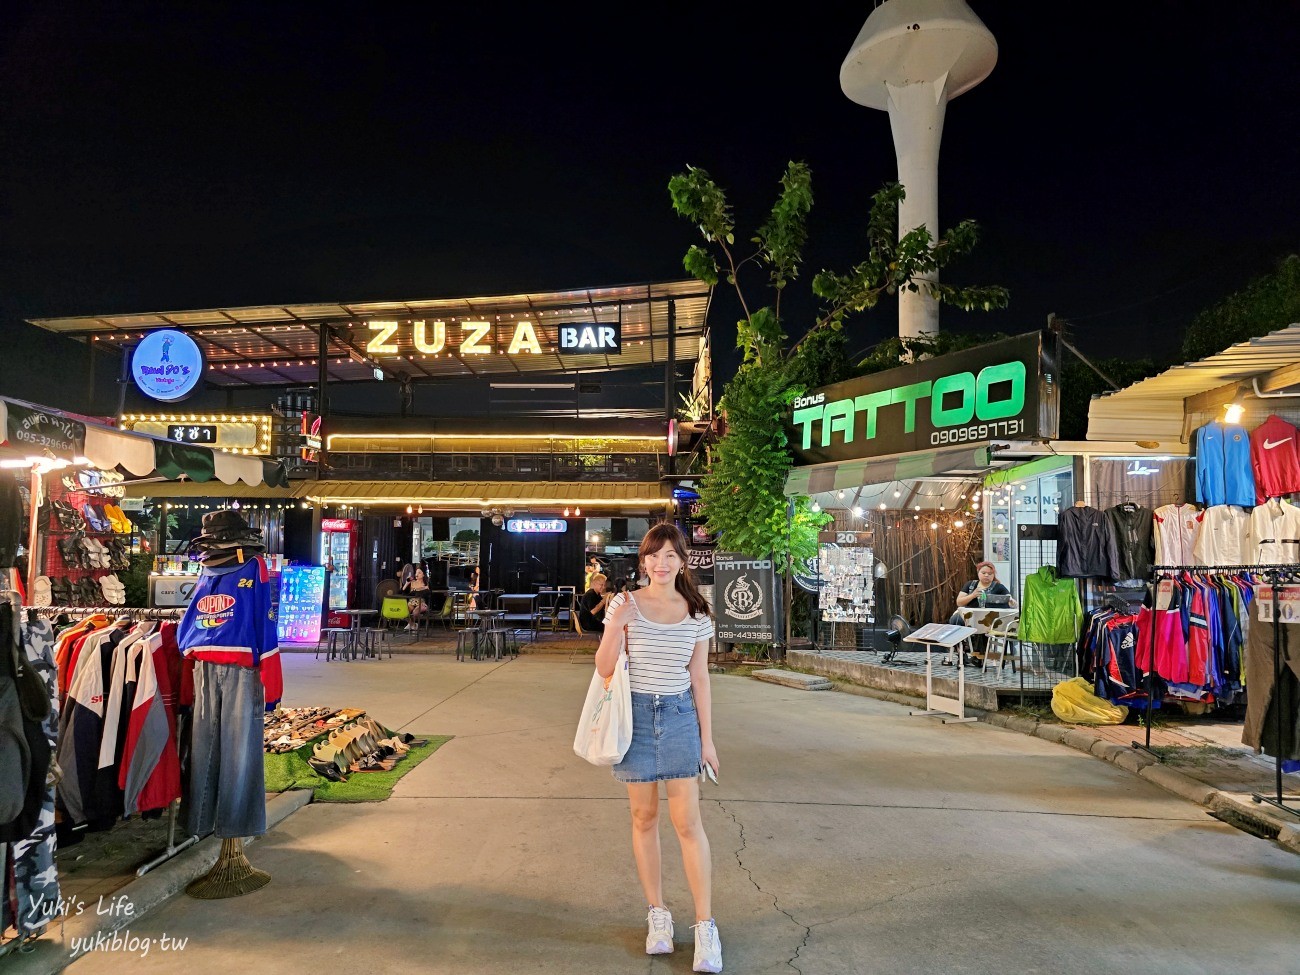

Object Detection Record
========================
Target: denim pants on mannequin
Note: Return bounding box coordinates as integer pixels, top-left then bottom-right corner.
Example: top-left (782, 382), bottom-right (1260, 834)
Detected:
top-left (185, 662), bottom-right (266, 838)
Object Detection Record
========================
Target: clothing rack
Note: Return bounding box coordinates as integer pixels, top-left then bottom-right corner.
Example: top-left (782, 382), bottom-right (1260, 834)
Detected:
top-left (1146, 563), bottom-right (1300, 819)
top-left (26, 605), bottom-right (199, 881)
top-left (29, 605), bottom-right (185, 620)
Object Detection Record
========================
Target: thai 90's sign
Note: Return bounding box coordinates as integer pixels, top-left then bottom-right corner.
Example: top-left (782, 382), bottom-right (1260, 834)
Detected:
top-left (506, 518), bottom-right (567, 534)
top-left (131, 329), bottom-right (204, 402)
top-left (786, 332), bottom-right (1058, 465)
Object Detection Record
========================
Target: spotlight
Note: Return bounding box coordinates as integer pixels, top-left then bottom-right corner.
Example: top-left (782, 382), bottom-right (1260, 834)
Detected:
top-left (852, 505), bottom-right (863, 517)
top-left (1224, 402), bottom-right (1245, 424)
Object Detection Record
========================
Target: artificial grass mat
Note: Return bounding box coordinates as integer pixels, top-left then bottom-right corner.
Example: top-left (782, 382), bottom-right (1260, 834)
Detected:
top-left (265, 734), bottom-right (452, 802)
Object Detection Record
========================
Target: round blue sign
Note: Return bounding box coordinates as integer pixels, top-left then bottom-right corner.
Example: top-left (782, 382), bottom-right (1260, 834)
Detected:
top-left (131, 330), bottom-right (204, 402)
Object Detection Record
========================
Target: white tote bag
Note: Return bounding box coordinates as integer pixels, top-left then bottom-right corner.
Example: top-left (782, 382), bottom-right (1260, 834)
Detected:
top-left (573, 631), bottom-right (631, 766)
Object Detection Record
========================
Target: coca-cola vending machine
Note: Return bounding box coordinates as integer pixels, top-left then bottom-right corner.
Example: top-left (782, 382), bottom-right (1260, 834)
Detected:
top-left (320, 517), bottom-right (360, 629)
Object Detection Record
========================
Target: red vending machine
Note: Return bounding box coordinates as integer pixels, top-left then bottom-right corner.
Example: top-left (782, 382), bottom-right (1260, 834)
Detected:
top-left (320, 517), bottom-right (360, 629)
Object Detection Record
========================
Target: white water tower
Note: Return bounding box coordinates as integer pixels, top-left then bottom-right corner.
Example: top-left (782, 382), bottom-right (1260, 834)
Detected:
top-left (840, 0), bottom-right (997, 340)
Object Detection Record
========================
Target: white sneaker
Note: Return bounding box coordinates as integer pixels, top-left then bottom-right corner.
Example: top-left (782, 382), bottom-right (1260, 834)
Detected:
top-left (645, 906), bottom-right (673, 955)
top-left (692, 918), bottom-right (722, 973)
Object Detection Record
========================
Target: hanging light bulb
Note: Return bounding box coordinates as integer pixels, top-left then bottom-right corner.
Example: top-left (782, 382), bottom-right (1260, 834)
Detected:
top-left (914, 505), bottom-right (921, 512)
top-left (811, 500), bottom-right (821, 513)
top-left (852, 505), bottom-right (863, 517)
top-left (574, 506), bottom-right (581, 516)
top-left (406, 505), bottom-right (413, 514)
top-left (954, 519), bottom-right (964, 528)
top-left (837, 490), bottom-right (846, 500)
top-left (930, 521), bottom-right (938, 530)
top-left (893, 489), bottom-right (901, 498)
top-left (564, 507), bottom-right (570, 517)
top-left (878, 501), bottom-right (887, 510)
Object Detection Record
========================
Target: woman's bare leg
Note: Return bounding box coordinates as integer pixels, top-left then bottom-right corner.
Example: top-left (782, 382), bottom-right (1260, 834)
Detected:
top-left (665, 776), bottom-right (711, 920)
top-left (626, 782), bottom-right (664, 907)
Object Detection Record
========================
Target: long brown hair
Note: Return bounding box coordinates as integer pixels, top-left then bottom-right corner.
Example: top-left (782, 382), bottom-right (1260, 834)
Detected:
top-left (638, 522), bottom-right (711, 618)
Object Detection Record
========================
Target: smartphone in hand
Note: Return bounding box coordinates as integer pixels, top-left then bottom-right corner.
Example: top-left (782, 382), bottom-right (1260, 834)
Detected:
top-left (699, 762), bottom-right (718, 785)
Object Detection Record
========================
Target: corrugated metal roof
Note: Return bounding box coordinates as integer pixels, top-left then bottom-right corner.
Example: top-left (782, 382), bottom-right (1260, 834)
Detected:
top-left (1086, 323), bottom-right (1300, 444)
top-left (25, 280), bottom-right (712, 386)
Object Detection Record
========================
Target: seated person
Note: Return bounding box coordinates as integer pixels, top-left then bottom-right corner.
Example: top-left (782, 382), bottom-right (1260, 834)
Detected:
top-left (468, 566), bottom-right (481, 610)
top-left (949, 561), bottom-right (1016, 662)
top-left (954, 561), bottom-right (1016, 611)
top-left (402, 567), bottom-right (433, 630)
top-left (577, 573), bottom-right (611, 634)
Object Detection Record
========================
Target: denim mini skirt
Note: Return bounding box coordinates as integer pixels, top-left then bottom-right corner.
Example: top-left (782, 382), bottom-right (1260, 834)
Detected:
top-left (612, 689), bottom-right (702, 784)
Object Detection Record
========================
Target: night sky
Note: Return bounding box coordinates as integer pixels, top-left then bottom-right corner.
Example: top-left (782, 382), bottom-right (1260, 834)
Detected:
top-left (3, 2), bottom-right (1299, 406)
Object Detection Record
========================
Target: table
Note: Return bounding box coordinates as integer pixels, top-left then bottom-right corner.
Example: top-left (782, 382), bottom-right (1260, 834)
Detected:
top-left (953, 607), bottom-right (1020, 667)
top-left (903, 622), bottom-right (979, 723)
top-left (337, 608), bottom-right (379, 659)
top-left (465, 609), bottom-right (507, 659)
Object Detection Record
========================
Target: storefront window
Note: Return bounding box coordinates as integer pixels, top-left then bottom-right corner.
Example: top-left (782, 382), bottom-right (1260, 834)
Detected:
top-left (985, 463), bottom-right (1073, 601)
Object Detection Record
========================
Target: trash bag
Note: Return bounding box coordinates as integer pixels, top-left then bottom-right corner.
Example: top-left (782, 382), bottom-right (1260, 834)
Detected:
top-left (1051, 676), bottom-right (1130, 725)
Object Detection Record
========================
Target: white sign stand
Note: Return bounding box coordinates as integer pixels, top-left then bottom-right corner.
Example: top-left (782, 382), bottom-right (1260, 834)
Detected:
top-left (904, 623), bottom-right (979, 724)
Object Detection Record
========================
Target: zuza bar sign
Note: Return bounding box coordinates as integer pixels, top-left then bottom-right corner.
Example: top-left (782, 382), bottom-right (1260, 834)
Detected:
top-left (787, 332), bottom-right (1050, 465)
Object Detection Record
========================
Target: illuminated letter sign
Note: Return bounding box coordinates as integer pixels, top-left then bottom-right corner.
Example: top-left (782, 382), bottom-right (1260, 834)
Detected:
top-left (505, 518), bottom-right (567, 534)
top-left (786, 332), bottom-right (1054, 464)
top-left (361, 320), bottom-right (552, 358)
top-left (131, 329), bottom-right (204, 402)
top-left (559, 322), bottom-right (622, 354)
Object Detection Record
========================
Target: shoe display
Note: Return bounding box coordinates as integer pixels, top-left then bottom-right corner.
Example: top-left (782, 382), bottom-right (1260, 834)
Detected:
top-left (646, 907), bottom-right (674, 955)
top-left (691, 919), bottom-right (722, 973)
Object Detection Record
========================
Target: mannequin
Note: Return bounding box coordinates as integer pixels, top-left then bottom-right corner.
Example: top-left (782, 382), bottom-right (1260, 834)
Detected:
top-left (177, 509), bottom-right (278, 845)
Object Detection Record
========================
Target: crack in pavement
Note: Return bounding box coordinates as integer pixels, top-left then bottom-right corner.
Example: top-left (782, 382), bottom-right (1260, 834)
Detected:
top-left (714, 797), bottom-right (811, 974)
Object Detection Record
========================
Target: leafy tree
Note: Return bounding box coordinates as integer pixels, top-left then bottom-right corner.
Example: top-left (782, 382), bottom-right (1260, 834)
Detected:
top-left (1057, 355), bottom-right (1160, 440)
top-left (669, 163), bottom-right (1008, 565)
top-left (1181, 253), bottom-right (1300, 361)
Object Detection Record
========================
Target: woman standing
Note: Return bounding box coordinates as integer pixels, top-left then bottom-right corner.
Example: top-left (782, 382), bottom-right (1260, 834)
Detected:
top-left (595, 523), bottom-right (721, 973)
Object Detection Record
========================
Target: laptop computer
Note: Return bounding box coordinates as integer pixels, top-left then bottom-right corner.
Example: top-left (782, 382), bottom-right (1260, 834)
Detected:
top-left (980, 592), bottom-right (1012, 608)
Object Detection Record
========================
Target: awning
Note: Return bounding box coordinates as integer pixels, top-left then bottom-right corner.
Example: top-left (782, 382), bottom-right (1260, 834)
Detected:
top-left (123, 479), bottom-right (298, 500)
top-left (1086, 322), bottom-right (1300, 443)
top-left (296, 479), bottom-right (670, 510)
top-left (1, 396), bottom-right (288, 487)
top-left (783, 445), bottom-right (994, 497)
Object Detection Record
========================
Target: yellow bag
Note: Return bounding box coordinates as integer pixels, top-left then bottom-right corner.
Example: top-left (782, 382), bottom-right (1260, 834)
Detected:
top-left (1050, 676), bottom-right (1130, 725)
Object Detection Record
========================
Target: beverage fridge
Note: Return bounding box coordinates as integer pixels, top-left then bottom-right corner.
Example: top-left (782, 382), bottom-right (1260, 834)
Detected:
top-left (320, 517), bottom-right (360, 629)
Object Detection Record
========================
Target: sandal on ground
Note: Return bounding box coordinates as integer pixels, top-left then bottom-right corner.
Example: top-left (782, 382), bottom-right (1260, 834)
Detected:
top-left (307, 757), bottom-right (348, 782)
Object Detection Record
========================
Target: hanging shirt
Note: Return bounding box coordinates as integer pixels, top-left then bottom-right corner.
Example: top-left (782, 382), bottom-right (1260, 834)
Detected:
top-left (1192, 505), bottom-right (1250, 567)
top-left (1152, 503), bottom-right (1200, 566)
top-left (1106, 503), bottom-right (1155, 582)
top-left (177, 557), bottom-right (282, 709)
top-left (1247, 497), bottom-right (1300, 565)
top-left (1194, 422), bottom-right (1256, 508)
top-left (1250, 414), bottom-right (1300, 504)
top-left (1057, 505), bottom-right (1121, 579)
top-left (1019, 565), bottom-right (1083, 644)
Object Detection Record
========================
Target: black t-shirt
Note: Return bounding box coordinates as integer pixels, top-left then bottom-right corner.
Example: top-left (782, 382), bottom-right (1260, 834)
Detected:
top-left (960, 580), bottom-right (1010, 596)
top-left (578, 588), bottom-right (606, 628)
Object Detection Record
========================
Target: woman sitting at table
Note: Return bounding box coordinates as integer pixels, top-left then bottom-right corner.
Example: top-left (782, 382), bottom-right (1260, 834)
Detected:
top-left (949, 561), bottom-right (1015, 663)
top-left (953, 561), bottom-right (1016, 612)
top-left (402, 567), bottom-right (433, 630)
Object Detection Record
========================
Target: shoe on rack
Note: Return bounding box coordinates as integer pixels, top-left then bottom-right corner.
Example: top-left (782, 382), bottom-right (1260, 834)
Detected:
top-left (646, 906), bottom-right (674, 955)
top-left (691, 918), bottom-right (722, 973)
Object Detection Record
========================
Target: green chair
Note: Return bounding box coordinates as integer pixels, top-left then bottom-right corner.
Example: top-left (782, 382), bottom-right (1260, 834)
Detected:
top-left (381, 596), bottom-right (412, 642)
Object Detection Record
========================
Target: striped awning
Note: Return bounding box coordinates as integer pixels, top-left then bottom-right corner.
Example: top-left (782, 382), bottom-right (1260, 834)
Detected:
top-left (783, 445), bottom-right (994, 497)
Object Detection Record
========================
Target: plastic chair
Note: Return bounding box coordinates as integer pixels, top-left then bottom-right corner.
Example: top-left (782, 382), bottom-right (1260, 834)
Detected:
top-left (982, 617), bottom-right (1019, 674)
top-left (381, 596), bottom-right (412, 642)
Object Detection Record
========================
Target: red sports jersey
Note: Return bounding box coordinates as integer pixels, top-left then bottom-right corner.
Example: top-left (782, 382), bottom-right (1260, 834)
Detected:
top-left (1250, 414), bottom-right (1300, 504)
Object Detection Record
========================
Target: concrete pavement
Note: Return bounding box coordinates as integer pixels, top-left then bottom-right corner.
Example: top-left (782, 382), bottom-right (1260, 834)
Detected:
top-left (59, 652), bottom-right (1300, 974)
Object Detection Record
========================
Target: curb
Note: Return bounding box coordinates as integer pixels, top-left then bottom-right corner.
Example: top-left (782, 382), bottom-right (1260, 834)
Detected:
top-left (801, 677), bottom-right (1300, 856)
top-left (986, 712), bottom-right (1299, 854)
top-left (7, 789), bottom-right (313, 975)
